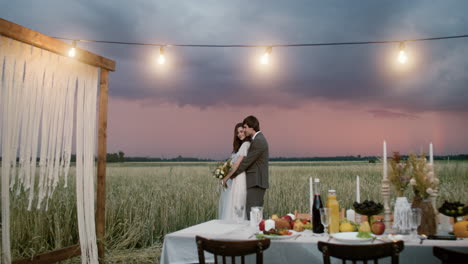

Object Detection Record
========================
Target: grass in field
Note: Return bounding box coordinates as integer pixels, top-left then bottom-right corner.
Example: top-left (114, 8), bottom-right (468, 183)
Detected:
top-left (2, 161), bottom-right (467, 262)
top-left (61, 245), bottom-right (162, 264)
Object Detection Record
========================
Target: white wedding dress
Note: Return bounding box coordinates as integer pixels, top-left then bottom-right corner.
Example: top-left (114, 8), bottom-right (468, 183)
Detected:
top-left (218, 141), bottom-right (250, 221)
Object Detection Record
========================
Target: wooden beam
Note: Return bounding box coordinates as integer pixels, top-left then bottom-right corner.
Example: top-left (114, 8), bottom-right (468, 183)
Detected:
top-left (96, 68), bottom-right (109, 262)
top-left (0, 18), bottom-right (115, 71)
top-left (12, 245), bottom-right (80, 264)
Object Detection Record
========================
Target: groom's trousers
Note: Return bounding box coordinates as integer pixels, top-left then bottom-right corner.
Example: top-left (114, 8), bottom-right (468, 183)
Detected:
top-left (246, 187), bottom-right (266, 220)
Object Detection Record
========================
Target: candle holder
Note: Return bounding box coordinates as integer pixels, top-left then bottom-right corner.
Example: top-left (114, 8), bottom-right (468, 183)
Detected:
top-left (381, 178), bottom-right (392, 230)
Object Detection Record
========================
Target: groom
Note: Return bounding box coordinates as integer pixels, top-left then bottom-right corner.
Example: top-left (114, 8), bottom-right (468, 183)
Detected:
top-left (231, 115), bottom-right (269, 219)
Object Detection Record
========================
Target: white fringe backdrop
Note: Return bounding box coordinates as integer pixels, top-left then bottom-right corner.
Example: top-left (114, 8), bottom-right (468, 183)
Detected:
top-left (0, 36), bottom-right (99, 264)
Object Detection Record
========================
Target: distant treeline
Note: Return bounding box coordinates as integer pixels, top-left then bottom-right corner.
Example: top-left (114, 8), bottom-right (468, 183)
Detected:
top-left (124, 155), bottom-right (213, 162)
top-left (271, 156), bottom-right (375, 162)
top-left (270, 155), bottom-right (468, 162)
top-left (117, 154), bottom-right (468, 162)
top-left (2, 154), bottom-right (468, 163)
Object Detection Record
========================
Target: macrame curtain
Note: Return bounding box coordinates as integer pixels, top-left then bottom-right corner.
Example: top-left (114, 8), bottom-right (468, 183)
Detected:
top-left (1, 36), bottom-right (99, 264)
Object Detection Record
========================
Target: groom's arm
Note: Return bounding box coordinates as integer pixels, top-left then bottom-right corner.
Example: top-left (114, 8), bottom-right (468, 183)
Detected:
top-left (232, 139), bottom-right (265, 177)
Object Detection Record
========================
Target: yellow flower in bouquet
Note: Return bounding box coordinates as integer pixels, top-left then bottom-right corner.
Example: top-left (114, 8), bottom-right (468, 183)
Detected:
top-left (408, 153), bottom-right (439, 199)
top-left (213, 159), bottom-right (232, 179)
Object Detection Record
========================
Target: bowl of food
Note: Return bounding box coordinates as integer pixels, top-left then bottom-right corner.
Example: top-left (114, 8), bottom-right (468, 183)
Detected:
top-left (353, 200), bottom-right (384, 217)
top-left (438, 201), bottom-right (468, 220)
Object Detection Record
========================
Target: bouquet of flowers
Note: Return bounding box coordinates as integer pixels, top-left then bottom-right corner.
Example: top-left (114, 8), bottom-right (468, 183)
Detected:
top-left (408, 153), bottom-right (439, 199)
top-left (213, 159), bottom-right (232, 180)
top-left (389, 152), bottom-right (411, 197)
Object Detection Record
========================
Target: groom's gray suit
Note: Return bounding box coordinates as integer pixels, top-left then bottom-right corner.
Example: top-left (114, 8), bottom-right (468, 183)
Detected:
top-left (232, 131), bottom-right (269, 219)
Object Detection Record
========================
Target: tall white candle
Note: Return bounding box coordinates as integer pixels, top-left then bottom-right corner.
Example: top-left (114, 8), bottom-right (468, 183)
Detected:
top-left (356, 175), bottom-right (360, 203)
top-left (383, 140), bottom-right (388, 180)
top-left (309, 177), bottom-right (313, 214)
top-left (430, 142), bottom-right (434, 164)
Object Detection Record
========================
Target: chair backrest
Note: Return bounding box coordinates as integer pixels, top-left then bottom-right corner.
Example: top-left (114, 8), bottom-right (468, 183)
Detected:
top-left (433, 246), bottom-right (468, 264)
top-left (195, 236), bottom-right (271, 264)
top-left (317, 241), bottom-right (404, 264)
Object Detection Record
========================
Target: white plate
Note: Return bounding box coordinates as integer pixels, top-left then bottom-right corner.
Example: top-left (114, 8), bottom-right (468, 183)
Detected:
top-left (260, 230), bottom-right (300, 240)
top-left (331, 232), bottom-right (375, 243)
top-left (387, 234), bottom-right (411, 241)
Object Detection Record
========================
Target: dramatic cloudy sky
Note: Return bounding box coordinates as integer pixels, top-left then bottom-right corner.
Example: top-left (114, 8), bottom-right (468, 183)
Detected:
top-left (2, 0), bottom-right (468, 158)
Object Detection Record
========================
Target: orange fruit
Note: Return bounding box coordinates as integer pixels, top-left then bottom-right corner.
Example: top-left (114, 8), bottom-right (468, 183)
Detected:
top-left (453, 221), bottom-right (468, 238)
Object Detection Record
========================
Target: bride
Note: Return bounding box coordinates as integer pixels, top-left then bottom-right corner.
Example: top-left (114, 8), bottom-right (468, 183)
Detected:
top-left (218, 123), bottom-right (251, 221)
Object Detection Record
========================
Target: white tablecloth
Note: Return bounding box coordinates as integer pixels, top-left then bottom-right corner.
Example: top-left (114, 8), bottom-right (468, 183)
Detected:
top-left (160, 220), bottom-right (468, 264)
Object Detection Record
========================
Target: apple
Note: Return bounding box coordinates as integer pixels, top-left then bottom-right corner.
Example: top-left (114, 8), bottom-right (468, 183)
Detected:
top-left (301, 219), bottom-right (308, 225)
top-left (293, 220), bottom-right (305, 232)
top-left (371, 220), bottom-right (385, 235)
top-left (281, 215), bottom-right (294, 228)
top-left (291, 219), bottom-right (303, 230)
top-left (259, 220), bottom-right (265, 231)
top-left (271, 214), bottom-right (279, 220)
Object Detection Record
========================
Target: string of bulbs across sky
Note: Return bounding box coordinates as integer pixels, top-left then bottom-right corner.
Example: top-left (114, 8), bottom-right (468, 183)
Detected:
top-left (60, 34), bottom-right (468, 65)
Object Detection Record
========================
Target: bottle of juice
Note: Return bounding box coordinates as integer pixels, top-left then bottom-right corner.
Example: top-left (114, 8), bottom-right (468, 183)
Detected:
top-left (326, 190), bottom-right (340, 234)
top-left (312, 178), bottom-right (324, 233)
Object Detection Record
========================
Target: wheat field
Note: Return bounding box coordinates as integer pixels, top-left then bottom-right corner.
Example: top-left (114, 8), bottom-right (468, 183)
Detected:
top-left (2, 161), bottom-right (467, 262)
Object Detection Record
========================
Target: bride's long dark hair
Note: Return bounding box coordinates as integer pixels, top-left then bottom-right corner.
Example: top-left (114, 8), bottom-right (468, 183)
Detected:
top-left (233, 123), bottom-right (251, 153)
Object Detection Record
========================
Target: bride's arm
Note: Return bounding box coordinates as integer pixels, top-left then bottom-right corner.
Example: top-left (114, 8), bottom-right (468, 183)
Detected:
top-left (222, 156), bottom-right (245, 185)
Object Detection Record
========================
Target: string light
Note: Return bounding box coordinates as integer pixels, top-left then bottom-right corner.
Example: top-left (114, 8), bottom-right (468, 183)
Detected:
top-left (53, 34), bottom-right (468, 65)
top-left (158, 46), bottom-right (166, 65)
top-left (398, 42), bottom-right (408, 64)
top-left (68, 40), bottom-right (77, 57)
top-left (260, 47), bottom-right (272, 65)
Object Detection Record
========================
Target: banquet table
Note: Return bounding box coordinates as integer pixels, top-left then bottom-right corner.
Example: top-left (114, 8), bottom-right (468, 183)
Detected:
top-left (160, 220), bottom-right (468, 264)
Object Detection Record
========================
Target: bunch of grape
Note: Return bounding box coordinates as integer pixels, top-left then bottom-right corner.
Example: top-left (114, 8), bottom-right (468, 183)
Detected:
top-left (438, 201), bottom-right (468, 217)
top-left (353, 200), bottom-right (384, 216)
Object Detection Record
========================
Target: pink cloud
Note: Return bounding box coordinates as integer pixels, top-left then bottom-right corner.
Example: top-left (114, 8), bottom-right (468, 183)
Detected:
top-left (107, 97), bottom-right (468, 158)
top-left (368, 110), bottom-right (419, 120)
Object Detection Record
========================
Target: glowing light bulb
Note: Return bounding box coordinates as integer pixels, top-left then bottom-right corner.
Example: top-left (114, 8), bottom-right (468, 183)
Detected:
top-left (260, 46), bottom-right (272, 65)
top-left (158, 54), bottom-right (165, 65)
top-left (158, 46), bottom-right (166, 65)
top-left (260, 53), bottom-right (269, 65)
top-left (68, 47), bottom-right (76, 57)
top-left (397, 42), bottom-right (408, 64)
top-left (398, 50), bottom-right (407, 64)
top-left (68, 41), bottom-right (77, 57)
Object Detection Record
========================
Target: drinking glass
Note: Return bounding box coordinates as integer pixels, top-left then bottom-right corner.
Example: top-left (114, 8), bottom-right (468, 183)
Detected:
top-left (411, 208), bottom-right (422, 240)
top-left (234, 205), bottom-right (245, 223)
top-left (320, 208), bottom-right (330, 237)
top-left (250, 206), bottom-right (263, 230)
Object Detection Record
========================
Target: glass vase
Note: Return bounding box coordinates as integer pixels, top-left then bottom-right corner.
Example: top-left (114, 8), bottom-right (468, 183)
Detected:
top-left (412, 195), bottom-right (437, 235)
top-left (393, 197), bottom-right (412, 234)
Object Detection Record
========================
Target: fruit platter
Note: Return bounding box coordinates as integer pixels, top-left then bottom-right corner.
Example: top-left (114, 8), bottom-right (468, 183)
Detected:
top-left (255, 210), bottom-right (386, 241)
top-left (438, 201), bottom-right (468, 219)
top-left (258, 230), bottom-right (300, 240)
top-left (256, 213), bottom-right (311, 240)
top-left (438, 201), bottom-right (468, 238)
top-left (353, 200), bottom-right (384, 218)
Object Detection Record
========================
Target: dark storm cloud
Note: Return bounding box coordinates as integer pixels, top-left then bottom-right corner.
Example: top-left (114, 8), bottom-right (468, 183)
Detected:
top-left (3, 0), bottom-right (468, 112)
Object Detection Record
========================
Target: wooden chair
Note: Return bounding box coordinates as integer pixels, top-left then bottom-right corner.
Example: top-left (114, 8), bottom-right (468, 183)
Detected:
top-left (195, 235), bottom-right (271, 264)
top-left (433, 246), bottom-right (468, 264)
top-left (317, 241), bottom-right (404, 264)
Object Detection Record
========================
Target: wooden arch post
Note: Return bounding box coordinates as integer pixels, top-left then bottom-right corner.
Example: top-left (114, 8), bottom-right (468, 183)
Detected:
top-left (96, 68), bottom-right (109, 261)
top-left (0, 18), bottom-right (115, 264)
